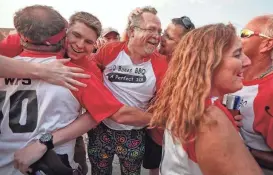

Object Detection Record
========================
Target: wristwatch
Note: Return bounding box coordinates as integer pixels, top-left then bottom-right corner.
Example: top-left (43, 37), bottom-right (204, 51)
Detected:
top-left (39, 133), bottom-right (54, 150)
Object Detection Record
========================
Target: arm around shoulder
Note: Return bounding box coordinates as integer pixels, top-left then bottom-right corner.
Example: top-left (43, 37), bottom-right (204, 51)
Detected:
top-left (110, 105), bottom-right (151, 127)
top-left (78, 72), bottom-right (151, 127)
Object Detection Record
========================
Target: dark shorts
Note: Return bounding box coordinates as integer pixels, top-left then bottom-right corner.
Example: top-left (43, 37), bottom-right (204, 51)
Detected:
top-left (31, 150), bottom-right (83, 175)
top-left (74, 136), bottom-right (88, 175)
top-left (142, 132), bottom-right (162, 169)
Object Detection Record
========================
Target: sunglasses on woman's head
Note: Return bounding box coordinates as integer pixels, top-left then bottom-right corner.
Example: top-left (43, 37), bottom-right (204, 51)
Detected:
top-left (240, 29), bottom-right (273, 39)
top-left (180, 16), bottom-right (195, 30)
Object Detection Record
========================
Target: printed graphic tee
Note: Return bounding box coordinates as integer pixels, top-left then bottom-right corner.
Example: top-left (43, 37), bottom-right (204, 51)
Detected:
top-left (91, 41), bottom-right (168, 130)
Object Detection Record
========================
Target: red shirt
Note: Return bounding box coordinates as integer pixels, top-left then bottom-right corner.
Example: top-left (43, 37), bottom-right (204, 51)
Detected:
top-left (233, 73), bottom-right (273, 151)
top-left (72, 56), bottom-right (103, 81)
top-left (90, 41), bottom-right (168, 131)
top-left (0, 34), bottom-right (22, 57)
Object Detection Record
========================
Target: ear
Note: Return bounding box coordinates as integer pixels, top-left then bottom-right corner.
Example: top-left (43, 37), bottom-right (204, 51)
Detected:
top-left (127, 26), bottom-right (135, 38)
top-left (260, 39), bottom-right (273, 54)
top-left (66, 27), bottom-right (71, 34)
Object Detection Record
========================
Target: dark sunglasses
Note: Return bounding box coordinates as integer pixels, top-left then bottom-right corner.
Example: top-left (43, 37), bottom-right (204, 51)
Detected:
top-left (180, 16), bottom-right (195, 30)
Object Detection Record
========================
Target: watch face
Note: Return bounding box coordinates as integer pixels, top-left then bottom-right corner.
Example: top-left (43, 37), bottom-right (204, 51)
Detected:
top-left (36, 170), bottom-right (46, 175)
top-left (41, 133), bottom-right (52, 142)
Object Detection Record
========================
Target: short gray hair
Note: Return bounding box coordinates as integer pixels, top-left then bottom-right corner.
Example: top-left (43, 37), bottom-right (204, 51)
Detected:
top-left (14, 5), bottom-right (65, 44)
top-left (128, 6), bottom-right (157, 29)
top-left (14, 5), bottom-right (66, 51)
top-left (261, 15), bottom-right (273, 59)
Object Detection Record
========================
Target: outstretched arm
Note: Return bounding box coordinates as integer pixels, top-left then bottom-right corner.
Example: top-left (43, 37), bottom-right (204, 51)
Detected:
top-left (0, 55), bottom-right (90, 91)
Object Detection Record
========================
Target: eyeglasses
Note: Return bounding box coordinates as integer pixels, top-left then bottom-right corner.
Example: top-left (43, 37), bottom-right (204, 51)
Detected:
top-left (180, 16), bottom-right (195, 30)
top-left (240, 29), bottom-right (273, 39)
top-left (134, 26), bottom-right (162, 36)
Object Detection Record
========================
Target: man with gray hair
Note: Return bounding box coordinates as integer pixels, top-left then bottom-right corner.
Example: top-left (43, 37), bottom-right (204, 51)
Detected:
top-left (127, 8), bottom-right (195, 175)
top-left (143, 15), bottom-right (195, 175)
top-left (231, 14), bottom-right (273, 174)
top-left (88, 6), bottom-right (168, 175)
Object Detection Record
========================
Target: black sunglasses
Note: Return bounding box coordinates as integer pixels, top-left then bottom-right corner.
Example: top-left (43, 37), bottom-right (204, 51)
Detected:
top-left (180, 16), bottom-right (195, 30)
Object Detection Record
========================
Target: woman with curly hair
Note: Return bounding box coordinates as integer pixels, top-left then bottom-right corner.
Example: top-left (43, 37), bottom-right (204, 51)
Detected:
top-left (150, 23), bottom-right (263, 175)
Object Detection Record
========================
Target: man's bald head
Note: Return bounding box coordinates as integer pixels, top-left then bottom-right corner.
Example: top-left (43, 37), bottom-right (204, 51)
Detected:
top-left (247, 15), bottom-right (273, 34)
top-left (243, 15), bottom-right (273, 59)
top-left (14, 5), bottom-right (66, 44)
top-left (258, 15), bottom-right (273, 58)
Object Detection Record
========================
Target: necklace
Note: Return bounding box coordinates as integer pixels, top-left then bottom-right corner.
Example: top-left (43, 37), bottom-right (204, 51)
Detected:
top-left (259, 65), bottom-right (273, 79)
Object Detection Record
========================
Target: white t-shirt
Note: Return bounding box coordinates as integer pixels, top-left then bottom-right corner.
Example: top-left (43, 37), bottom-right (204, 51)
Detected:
top-left (160, 99), bottom-right (237, 175)
top-left (232, 74), bottom-right (273, 151)
top-left (93, 41), bottom-right (168, 130)
top-left (0, 51), bottom-right (124, 175)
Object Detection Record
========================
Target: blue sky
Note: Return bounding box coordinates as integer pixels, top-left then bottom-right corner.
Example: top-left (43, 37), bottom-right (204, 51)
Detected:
top-left (0, 0), bottom-right (271, 33)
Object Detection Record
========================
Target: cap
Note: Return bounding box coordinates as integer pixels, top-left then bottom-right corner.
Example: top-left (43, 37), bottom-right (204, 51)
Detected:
top-left (101, 27), bottom-right (119, 37)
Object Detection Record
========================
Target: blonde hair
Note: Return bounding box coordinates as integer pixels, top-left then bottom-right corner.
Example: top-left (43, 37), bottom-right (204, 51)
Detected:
top-left (129, 6), bottom-right (157, 28)
top-left (122, 6), bottom-right (157, 42)
top-left (150, 23), bottom-right (237, 143)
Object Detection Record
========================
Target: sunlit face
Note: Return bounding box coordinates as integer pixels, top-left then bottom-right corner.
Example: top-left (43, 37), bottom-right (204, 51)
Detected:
top-left (66, 21), bottom-right (97, 60)
top-left (241, 18), bottom-right (273, 59)
top-left (241, 20), bottom-right (264, 59)
top-left (212, 37), bottom-right (251, 96)
top-left (102, 32), bottom-right (120, 43)
top-left (130, 12), bottom-right (162, 56)
top-left (159, 23), bottom-right (185, 56)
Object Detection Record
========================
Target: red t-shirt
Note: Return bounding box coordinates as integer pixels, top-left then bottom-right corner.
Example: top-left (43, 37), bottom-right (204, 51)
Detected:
top-left (72, 56), bottom-right (103, 81)
top-left (89, 41), bottom-right (168, 131)
top-left (0, 33), bottom-right (22, 57)
top-left (233, 73), bottom-right (273, 151)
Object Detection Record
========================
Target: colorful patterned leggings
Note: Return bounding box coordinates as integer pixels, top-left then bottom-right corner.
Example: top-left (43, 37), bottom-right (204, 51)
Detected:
top-left (87, 123), bottom-right (146, 175)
